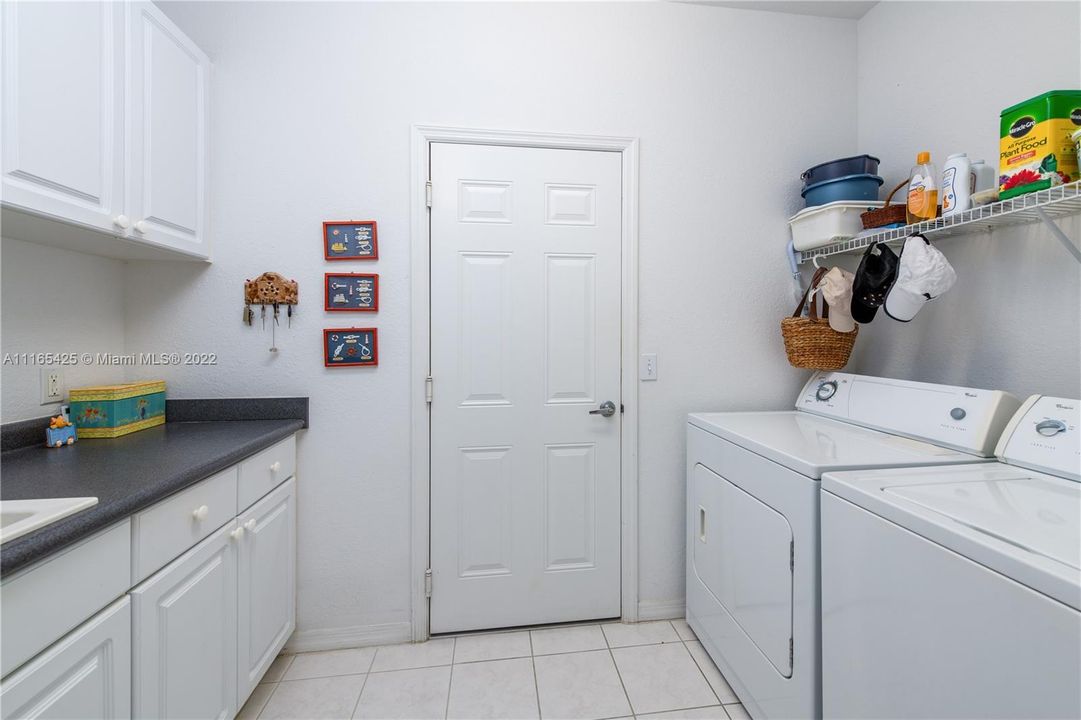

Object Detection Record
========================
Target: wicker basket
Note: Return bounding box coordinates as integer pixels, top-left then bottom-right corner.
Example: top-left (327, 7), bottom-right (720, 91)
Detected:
top-left (781, 267), bottom-right (858, 370)
top-left (861, 179), bottom-right (909, 229)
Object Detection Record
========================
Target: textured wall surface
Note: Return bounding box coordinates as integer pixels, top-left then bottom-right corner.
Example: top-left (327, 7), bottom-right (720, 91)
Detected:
top-left (128, 1), bottom-right (857, 642)
top-left (12, 0), bottom-right (1071, 647)
top-left (1, 238), bottom-right (128, 421)
top-left (849, 1), bottom-right (1081, 398)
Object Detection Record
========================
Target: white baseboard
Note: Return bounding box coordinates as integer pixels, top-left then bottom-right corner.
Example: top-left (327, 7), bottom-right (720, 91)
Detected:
top-left (285, 621), bottom-right (413, 653)
top-left (637, 599), bottom-right (686, 621)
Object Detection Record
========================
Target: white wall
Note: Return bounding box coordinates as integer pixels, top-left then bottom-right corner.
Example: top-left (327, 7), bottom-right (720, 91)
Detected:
top-left (849, 1), bottom-right (1081, 398)
top-left (1, 238), bottom-right (128, 422)
top-left (130, 1), bottom-right (858, 643)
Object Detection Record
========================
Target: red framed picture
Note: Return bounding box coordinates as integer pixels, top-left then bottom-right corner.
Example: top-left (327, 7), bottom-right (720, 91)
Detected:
top-left (324, 273), bottom-right (378, 312)
top-left (324, 328), bottom-right (378, 367)
top-left (324, 220), bottom-right (378, 261)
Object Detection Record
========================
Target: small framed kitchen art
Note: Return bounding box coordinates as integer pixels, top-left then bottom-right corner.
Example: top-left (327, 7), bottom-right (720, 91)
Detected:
top-left (324, 327), bottom-right (378, 367)
top-left (324, 220), bottom-right (378, 260)
top-left (324, 273), bottom-right (378, 312)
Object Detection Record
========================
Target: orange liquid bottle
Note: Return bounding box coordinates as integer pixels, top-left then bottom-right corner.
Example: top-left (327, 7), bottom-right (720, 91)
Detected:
top-left (906, 151), bottom-right (940, 224)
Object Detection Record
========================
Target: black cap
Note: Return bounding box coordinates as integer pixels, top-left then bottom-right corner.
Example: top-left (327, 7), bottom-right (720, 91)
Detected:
top-left (850, 242), bottom-right (899, 324)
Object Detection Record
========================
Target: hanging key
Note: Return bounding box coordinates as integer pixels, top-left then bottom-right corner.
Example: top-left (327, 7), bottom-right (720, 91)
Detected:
top-left (287, 304), bottom-right (293, 328)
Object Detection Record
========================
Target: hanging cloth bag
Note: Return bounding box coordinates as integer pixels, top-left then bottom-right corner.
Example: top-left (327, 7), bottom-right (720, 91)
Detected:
top-left (781, 266), bottom-right (858, 370)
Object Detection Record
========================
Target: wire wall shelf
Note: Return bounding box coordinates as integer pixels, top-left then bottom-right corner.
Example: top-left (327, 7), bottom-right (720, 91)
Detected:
top-left (796, 180), bottom-right (1081, 264)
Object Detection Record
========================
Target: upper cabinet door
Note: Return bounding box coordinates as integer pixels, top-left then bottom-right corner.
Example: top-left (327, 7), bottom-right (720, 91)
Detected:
top-left (126, 2), bottom-right (210, 258)
top-left (0, 1), bottom-right (125, 233)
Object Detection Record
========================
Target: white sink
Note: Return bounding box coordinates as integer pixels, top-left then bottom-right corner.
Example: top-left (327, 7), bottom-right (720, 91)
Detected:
top-left (0, 497), bottom-right (98, 544)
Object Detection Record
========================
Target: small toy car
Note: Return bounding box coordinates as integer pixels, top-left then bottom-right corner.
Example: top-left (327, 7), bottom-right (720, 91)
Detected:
top-left (45, 415), bottom-right (77, 448)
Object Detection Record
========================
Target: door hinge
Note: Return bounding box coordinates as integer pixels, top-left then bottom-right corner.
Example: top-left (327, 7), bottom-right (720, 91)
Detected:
top-left (425, 375), bottom-right (433, 404)
top-left (789, 539), bottom-right (794, 571)
top-left (424, 568), bottom-right (433, 597)
top-left (789, 637), bottom-right (794, 669)
top-left (425, 181), bottom-right (432, 208)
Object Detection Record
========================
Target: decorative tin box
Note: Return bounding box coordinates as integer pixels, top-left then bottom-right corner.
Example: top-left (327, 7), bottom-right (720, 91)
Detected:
top-left (69, 381), bottom-right (166, 438)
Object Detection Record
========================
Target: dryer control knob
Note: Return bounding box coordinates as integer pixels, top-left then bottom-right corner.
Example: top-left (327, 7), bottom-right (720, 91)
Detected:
top-left (1036, 419), bottom-right (1067, 437)
top-left (950, 407), bottom-right (966, 420)
top-left (816, 381), bottom-right (838, 401)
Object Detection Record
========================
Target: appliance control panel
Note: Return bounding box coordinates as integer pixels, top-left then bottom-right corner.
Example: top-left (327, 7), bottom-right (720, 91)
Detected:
top-left (797, 371), bottom-right (1022, 456)
top-left (997, 396), bottom-right (1080, 481)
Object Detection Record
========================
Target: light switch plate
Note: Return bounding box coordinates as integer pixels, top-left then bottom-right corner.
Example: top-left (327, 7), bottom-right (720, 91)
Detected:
top-left (639, 353), bottom-right (658, 381)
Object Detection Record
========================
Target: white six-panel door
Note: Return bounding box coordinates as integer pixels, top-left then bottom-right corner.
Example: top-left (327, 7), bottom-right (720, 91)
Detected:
top-left (429, 142), bottom-right (623, 633)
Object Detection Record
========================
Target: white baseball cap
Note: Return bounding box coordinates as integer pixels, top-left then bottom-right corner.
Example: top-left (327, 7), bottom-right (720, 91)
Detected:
top-left (884, 235), bottom-right (956, 322)
top-left (819, 267), bottom-right (857, 333)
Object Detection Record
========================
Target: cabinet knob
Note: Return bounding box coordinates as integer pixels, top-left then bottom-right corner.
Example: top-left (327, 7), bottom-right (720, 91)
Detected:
top-left (230, 527), bottom-right (245, 541)
top-left (192, 504), bottom-right (209, 521)
top-left (113, 214), bottom-right (131, 229)
top-left (134, 220), bottom-right (148, 234)
top-left (269, 461), bottom-right (281, 473)
top-left (244, 519), bottom-right (257, 532)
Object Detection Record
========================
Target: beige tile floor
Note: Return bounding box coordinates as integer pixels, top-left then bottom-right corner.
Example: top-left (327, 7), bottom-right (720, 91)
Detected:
top-left (241, 619), bottom-right (749, 720)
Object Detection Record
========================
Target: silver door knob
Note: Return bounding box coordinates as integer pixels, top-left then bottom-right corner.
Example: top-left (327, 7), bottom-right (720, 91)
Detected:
top-left (589, 401), bottom-right (617, 418)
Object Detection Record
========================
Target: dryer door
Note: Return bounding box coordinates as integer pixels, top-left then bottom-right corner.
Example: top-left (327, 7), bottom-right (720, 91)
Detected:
top-left (692, 463), bottom-right (793, 676)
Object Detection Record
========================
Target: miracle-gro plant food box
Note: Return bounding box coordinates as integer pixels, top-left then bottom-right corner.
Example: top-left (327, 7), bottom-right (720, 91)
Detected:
top-left (999, 90), bottom-right (1081, 200)
top-left (69, 381), bottom-right (166, 438)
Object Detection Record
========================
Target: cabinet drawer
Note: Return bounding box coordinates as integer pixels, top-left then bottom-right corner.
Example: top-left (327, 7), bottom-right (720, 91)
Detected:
top-left (238, 436), bottom-right (296, 511)
top-left (132, 466), bottom-right (237, 583)
top-left (0, 520), bottom-right (130, 679)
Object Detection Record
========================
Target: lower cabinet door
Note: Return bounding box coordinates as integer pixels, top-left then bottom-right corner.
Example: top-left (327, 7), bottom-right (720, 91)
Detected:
top-left (237, 477), bottom-right (296, 705)
top-left (131, 521), bottom-right (239, 720)
top-left (0, 597), bottom-right (131, 720)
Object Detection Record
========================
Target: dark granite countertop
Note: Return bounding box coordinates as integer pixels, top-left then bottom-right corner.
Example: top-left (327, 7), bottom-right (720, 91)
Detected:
top-left (1, 419), bottom-right (304, 576)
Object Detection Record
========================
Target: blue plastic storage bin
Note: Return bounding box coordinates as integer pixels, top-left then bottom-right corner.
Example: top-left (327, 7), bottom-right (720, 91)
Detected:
top-left (801, 155), bottom-right (881, 187)
top-left (802, 173), bottom-right (883, 206)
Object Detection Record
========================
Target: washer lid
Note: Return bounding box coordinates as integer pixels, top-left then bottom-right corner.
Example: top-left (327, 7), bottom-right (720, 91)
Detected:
top-left (885, 477), bottom-right (1080, 569)
top-left (823, 463), bottom-right (1081, 609)
top-left (688, 411), bottom-right (984, 479)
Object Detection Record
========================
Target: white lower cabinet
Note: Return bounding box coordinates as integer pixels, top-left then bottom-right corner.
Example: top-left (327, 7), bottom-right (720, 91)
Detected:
top-left (0, 434), bottom-right (298, 720)
top-left (0, 597), bottom-right (131, 720)
top-left (131, 521), bottom-right (239, 720)
top-left (237, 477), bottom-right (296, 705)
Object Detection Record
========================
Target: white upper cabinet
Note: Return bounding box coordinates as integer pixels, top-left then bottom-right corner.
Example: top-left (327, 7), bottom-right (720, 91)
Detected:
top-left (0, 1), bottom-right (124, 234)
top-left (125, 2), bottom-right (209, 257)
top-left (0, 0), bottom-right (210, 261)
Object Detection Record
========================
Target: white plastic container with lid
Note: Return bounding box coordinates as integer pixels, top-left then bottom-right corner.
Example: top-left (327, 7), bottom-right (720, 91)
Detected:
top-left (969, 159), bottom-right (996, 194)
top-left (941, 153), bottom-right (972, 217)
top-left (788, 200), bottom-right (885, 251)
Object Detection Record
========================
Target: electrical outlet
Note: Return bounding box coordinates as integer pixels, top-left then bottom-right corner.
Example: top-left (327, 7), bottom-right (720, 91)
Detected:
top-left (40, 366), bottom-right (64, 405)
top-left (639, 353), bottom-right (658, 381)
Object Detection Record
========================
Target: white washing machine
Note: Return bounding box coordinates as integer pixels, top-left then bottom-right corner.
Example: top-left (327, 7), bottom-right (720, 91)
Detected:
top-left (686, 372), bottom-right (1021, 719)
top-left (821, 395), bottom-right (1080, 719)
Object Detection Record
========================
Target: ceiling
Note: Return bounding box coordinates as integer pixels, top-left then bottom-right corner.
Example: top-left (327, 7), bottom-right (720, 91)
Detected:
top-left (681, 1), bottom-right (879, 20)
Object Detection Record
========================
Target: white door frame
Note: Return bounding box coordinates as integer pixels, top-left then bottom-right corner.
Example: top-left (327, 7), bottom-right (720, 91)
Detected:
top-left (409, 125), bottom-right (640, 641)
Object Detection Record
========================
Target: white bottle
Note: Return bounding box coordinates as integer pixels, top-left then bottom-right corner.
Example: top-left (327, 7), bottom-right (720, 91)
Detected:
top-left (941, 153), bottom-right (972, 217)
top-left (970, 159), bottom-right (995, 193)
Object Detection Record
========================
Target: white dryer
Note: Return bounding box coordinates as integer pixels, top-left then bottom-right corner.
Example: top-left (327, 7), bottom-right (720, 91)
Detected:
top-left (686, 372), bottom-right (1021, 719)
top-left (821, 395), bottom-right (1080, 719)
